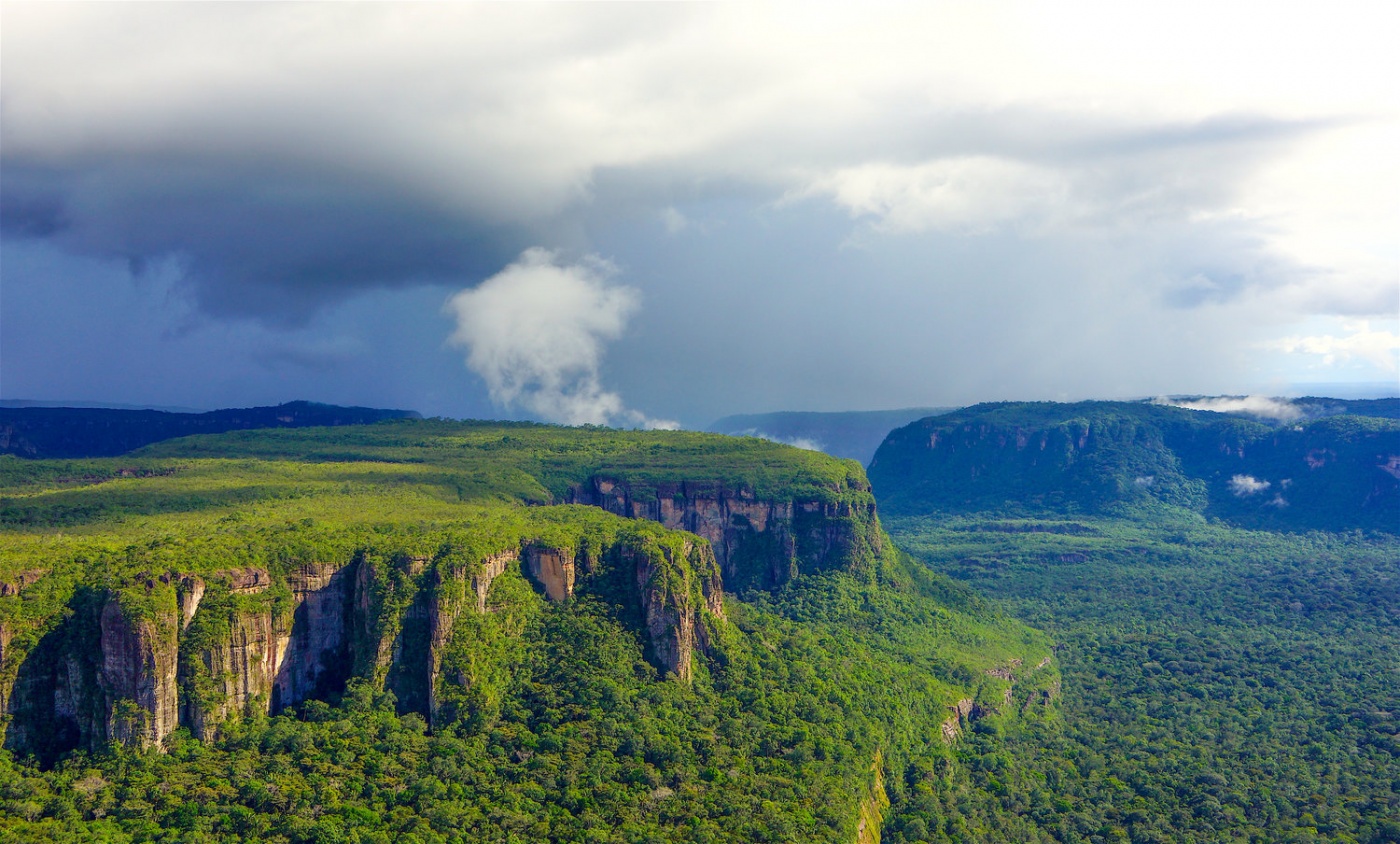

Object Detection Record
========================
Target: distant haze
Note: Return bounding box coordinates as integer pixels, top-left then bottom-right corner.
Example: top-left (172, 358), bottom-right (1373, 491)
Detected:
top-left (709, 408), bottom-right (955, 465)
top-left (2, 4), bottom-right (1397, 425)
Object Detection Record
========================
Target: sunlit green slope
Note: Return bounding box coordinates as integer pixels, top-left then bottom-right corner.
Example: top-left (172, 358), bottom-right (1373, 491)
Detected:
top-left (0, 421), bottom-right (1050, 843)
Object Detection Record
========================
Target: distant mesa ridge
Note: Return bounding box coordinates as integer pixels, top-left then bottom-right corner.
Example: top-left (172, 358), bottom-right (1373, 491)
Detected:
top-left (0, 400), bottom-right (422, 459)
top-left (869, 399), bottom-right (1400, 533)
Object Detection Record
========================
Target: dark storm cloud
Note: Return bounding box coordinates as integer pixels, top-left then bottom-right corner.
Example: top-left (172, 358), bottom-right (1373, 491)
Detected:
top-left (0, 105), bottom-right (1324, 326)
top-left (2, 3), bottom-right (1395, 419)
top-left (1, 156), bottom-right (530, 323)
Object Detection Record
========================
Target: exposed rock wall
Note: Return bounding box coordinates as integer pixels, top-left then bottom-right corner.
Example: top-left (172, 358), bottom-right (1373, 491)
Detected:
top-left (569, 476), bottom-right (882, 592)
top-left (524, 543), bottom-right (576, 602)
top-left (98, 595), bottom-right (180, 748)
top-left (3, 479), bottom-right (866, 752)
top-left (2, 561), bottom-right (367, 752)
top-left (472, 550), bottom-right (518, 612)
top-left (940, 698), bottom-right (975, 743)
top-left (854, 751), bottom-right (889, 844)
top-left (3, 583), bottom-right (184, 757)
top-left (186, 603), bottom-right (277, 741)
top-left (626, 541), bottom-right (697, 681)
top-left (272, 563), bottom-right (354, 714)
top-left (939, 656), bottom-right (1059, 743)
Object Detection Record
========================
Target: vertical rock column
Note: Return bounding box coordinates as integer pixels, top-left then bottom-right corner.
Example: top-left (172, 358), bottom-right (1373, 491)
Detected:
top-left (99, 591), bottom-right (180, 749)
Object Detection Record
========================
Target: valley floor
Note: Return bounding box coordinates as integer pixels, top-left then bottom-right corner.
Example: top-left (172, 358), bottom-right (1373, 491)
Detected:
top-left (882, 509), bottom-right (1400, 844)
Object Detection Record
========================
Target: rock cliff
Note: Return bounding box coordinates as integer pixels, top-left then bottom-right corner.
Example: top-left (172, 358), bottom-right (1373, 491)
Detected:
top-left (568, 475), bottom-right (885, 592)
top-left (1, 431), bottom-right (891, 757)
top-left (4, 583), bottom-right (183, 759)
top-left (2, 524), bottom-right (733, 754)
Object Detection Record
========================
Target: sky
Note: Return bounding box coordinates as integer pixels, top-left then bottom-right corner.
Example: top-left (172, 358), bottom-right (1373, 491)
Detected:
top-left (2, 2), bottom-right (1397, 427)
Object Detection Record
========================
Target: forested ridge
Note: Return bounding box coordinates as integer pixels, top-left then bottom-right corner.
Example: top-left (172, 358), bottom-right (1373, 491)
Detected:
top-left (0, 421), bottom-right (1050, 842)
top-left (0, 404), bottom-right (1394, 842)
top-left (869, 400), bottom-right (1400, 843)
top-left (870, 400), bottom-right (1400, 533)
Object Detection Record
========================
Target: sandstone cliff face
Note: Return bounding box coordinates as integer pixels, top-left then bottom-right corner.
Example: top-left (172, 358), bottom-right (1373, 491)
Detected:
top-left (2, 560), bottom-right (363, 752)
top-left (98, 595), bottom-right (180, 748)
top-left (569, 476), bottom-right (882, 592)
top-left (272, 563), bottom-right (354, 714)
top-left (524, 543), bottom-right (576, 602)
top-left (513, 535), bottom-right (722, 682)
top-left (3, 476), bottom-right (868, 753)
top-left (472, 550), bottom-right (517, 612)
top-left (178, 563), bottom-right (359, 740)
top-left (3, 583), bottom-right (184, 758)
top-left (940, 698), bottom-right (976, 743)
top-left (627, 540), bottom-right (697, 681)
top-left (185, 601), bottom-right (277, 741)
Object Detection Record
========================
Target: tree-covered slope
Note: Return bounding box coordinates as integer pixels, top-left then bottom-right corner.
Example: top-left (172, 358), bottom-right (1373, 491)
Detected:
top-left (0, 421), bottom-right (1051, 842)
top-left (869, 401), bottom-right (1400, 532)
top-left (881, 511), bottom-right (1400, 844)
top-left (866, 399), bottom-right (1399, 843)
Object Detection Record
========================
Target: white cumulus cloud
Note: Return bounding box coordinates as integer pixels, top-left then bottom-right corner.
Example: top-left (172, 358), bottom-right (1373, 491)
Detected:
top-left (1228, 474), bottom-right (1271, 496)
top-left (1265, 321), bottom-right (1400, 374)
top-left (1157, 395), bottom-right (1303, 422)
top-left (445, 249), bottom-right (675, 429)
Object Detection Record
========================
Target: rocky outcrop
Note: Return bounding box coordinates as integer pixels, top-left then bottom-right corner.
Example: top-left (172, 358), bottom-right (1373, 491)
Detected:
top-left (524, 543), bottom-right (576, 602)
top-left (185, 604), bottom-right (277, 741)
top-left (98, 595), bottom-right (180, 749)
top-left (626, 539), bottom-right (700, 680)
top-left (516, 533), bottom-right (723, 682)
top-left (940, 698), bottom-right (975, 743)
top-left (272, 563), bottom-right (354, 714)
top-left (3, 494), bottom-right (773, 753)
top-left (0, 570), bottom-right (45, 598)
top-left (937, 657), bottom-right (1059, 742)
top-left (569, 476), bottom-right (882, 592)
top-left (472, 550), bottom-right (518, 612)
top-left (3, 583), bottom-right (184, 758)
top-left (176, 576), bottom-right (205, 629)
top-left (855, 751), bottom-right (889, 844)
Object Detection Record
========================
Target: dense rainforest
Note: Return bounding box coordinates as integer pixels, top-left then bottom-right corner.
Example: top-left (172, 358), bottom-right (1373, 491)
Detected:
top-left (0, 399), bottom-right (1395, 843)
top-left (871, 401), bottom-right (1400, 843)
top-left (0, 420), bottom-right (1051, 843)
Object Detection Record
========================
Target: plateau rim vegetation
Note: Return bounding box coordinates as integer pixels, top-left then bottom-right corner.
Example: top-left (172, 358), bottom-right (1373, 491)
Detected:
top-left (0, 421), bottom-right (1052, 843)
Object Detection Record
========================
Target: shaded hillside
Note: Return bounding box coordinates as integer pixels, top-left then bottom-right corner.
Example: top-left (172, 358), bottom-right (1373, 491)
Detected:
top-left (0, 401), bottom-right (421, 459)
top-left (0, 422), bottom-right (1049, 842)
top-left (869, 400), bottom-right (1400, 532)
top-left (708, 407), bottom-right (955, 464)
